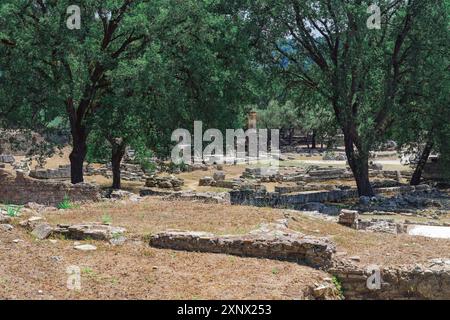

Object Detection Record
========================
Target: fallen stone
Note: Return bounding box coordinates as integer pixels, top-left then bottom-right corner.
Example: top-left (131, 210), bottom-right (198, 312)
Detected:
top-left (50, 256), bottom-right (63, 262)
top-left (19, 216), bottom-right (45, 231)
top-left (199, 176), bottom-right (214, 186)
top-left (0, 214), bottom-right (11, 224)
top-left (74, 244), bottom-right (97, 251)
top-left (109, 236), bottom-right (127, 246)
top-left (108, 190), bottom-right (142, 202)
top-left (31, 223), bottom-right (53, 240)
top-left (313, 284), bottom-right (341, 300)
top-left (62, 223), bottom-right (126, 241)
top-left (139, 188), bottom-right (176, 197)
top-left (163, 191), bottom-right (230, 204)
top-left (0, 154), bottom-right (15, 164)
top-left (159, 180), bottom-right (173, 189)
top-left (213, 171), bottom-right (226, 181)
top-left (338, 209), bottom-right (359, 228)
top-left (0, 224), bottom-right (13, 231)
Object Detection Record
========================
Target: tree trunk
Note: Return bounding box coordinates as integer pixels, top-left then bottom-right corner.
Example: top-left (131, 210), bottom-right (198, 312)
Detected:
top-left (343, 131), bottom-right (375, 197)
top-left (410, 139), bottom-right (434, 186)
top-left (111, 142), bottom-right (126, 190)
top-left (288, 128), bottom-right (294, 145)
top-left (69, 126), bottom-right (88, 184)
top-left (311, 130), bottom-right (316, 149)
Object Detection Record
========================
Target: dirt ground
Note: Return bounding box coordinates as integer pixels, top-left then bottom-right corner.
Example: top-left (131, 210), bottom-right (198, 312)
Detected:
top-left (1, 194), bottom-right (449, 299)
top-left (21, 199), bottom-right (450, 264)
top-left (2, 149), bottom-right (446, 299)
top-left (43, 199), bottom-right (284, 236)
top-left (0, 223), bottom-right (328, 300)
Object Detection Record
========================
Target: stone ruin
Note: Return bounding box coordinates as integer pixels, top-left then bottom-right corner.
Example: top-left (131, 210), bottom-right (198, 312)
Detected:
top-left (338, 209), bottom-right (359, 228)
top-left (19, 216), bottom-right (127, 244)
top-left (0, 169), bottom-right (100, 206)
top-left (322, 152), bottom-right (347, 161)
top-left (149, 220), bottom-right (336, 269)
top-left (330, 259), bottom-right (450, 300)
top-left (163, 191), bottom-right (230, 204)
top-left (85, 162), bottom-right (149, 181)
top-left (230, 183), bottom-right (434, 210)
top-left (198, 171), bottom-right (250, 189)
top-left (25, 162), bottom-right (156, 182)
top-left (30, 165), bottom-right (71, 179)
top-left (144, 175), bottom-right (184, 191)
top-left (0, 154), bottom-right (15, 164)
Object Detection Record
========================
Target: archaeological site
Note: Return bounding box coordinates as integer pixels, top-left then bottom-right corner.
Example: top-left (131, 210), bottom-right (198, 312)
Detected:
top-left (0, 0), bottom-right (449, 310)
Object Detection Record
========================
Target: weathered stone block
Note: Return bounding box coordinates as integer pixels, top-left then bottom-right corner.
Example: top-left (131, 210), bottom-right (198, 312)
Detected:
top-left (0, 169), bottom-right (100, 205)
top-left (64, 224), bottom-right (126, 241)
top-left (149, 227), bottom-right (335, 269)
top-left (31, 223), bottom-right (53, 240)
top-left (199, 176), bottom-right (214, 186)
top-left (213, 171), bottom-right (226, 181)
top-left (0, 154), bottom-right (15, 164)
top-left (338, 209), bottom-right (359, 227)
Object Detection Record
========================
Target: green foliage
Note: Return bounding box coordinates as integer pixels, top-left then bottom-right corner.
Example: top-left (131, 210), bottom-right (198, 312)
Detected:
top-left (5, 204), bottom-right (22, 217)
top-left (332, 276), bottom-right (344, 299)
top-left (257, 100), bottom-right (300, 130)
top-left (57, 195), bottom-right (74, 210)
top-left (86, 131), bottom-right (111, 164)
top-left (101, 214), bottom-right (112, 225)
top-left (167, 161), bottom-right (188, 173)
top-left (133, 146), bottom-right (156, 174)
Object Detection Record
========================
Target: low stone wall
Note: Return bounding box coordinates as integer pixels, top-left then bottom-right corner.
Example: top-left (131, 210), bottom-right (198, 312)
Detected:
top-left (230, 184), bottom-right (432, 208)
top-left (29, 165), bottom-right (71, 179)
top-left (145, 175), bottom-right (184, 191)
top-left (163, 191), bottom-right (230, 204)
top-left (0, 154), bottom-right (15, 164)
top-left (330, 260), bottom-right (450, 300)
top-left (149, 224), bottom-right (336, 269)
top-left (0, 169), bottom-right (100, 205)
top-left (230, 188), bottom-right (359, 207)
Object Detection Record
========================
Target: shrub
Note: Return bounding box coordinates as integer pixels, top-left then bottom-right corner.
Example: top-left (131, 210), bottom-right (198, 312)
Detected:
top-left (57, 195), bottom-right (73, 210)
top-left (102, 214), bottom-right (112, 225)
top-left (5, 204), bottom-right (22, 217)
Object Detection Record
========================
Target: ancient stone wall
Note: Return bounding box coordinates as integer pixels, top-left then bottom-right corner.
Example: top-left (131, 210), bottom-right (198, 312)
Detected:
top-left (0, 169), bottom-right (100, 205)
top-left (330, 260), bottom-right (450, 300)
top-left (230, 184), bottom-right (432, 208)
top-left (149, 226), bottom-right (336, 269)
top-left (29, 165), bottom-right (71, 179)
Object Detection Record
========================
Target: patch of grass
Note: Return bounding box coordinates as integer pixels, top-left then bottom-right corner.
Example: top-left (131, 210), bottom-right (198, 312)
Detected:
top-left (102, 214), bottom-right (112, 225)
top-left (271, 268), bottom-right (280, 275)
top-left (332, 276), bottom-right (344, 299)
top-left (53, 233), bottom-right (68, 240)
top-left (57, 195), bottom-right (74, 210)
top-left (5, 204), bottom-right (22, 217)
top-left (81, 267), bottom-right (95, 275)
top-left (111, 232), bottom-right (122, 240)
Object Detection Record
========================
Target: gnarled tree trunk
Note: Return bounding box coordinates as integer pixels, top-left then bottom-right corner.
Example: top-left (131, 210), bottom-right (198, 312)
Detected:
top-left (311, 130), bottom-right (316, 149)
top-left (110, 138), bottom-right (126, 190)
top-left (69, 121), bottom-right (88, 184)
top-left (343, 131), bottom-right (375, 197)
top-left (410, 139), bottom-right (434, 186)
